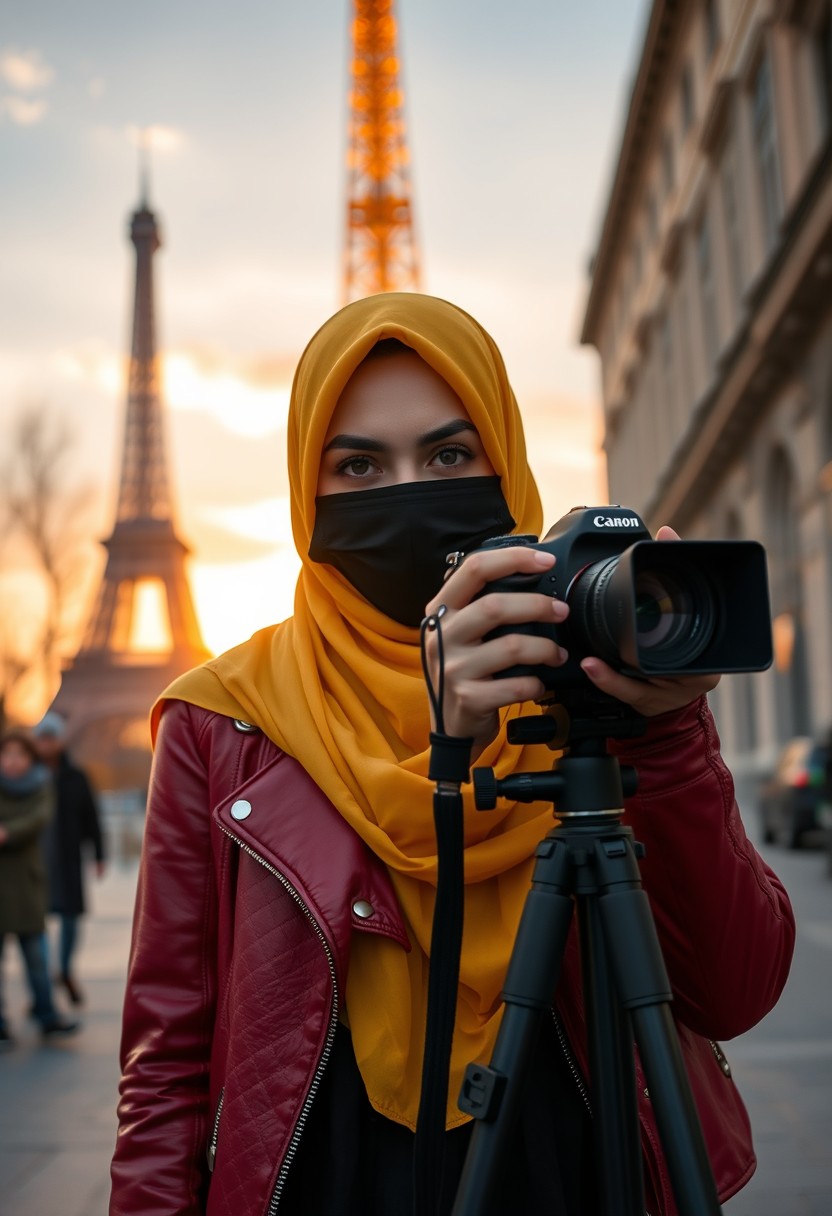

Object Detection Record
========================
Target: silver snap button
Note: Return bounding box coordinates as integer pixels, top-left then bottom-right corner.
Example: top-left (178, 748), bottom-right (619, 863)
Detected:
top-left (230, 799), bottom-right (252, 821)
top-left (233, 719), bottom-right (259, 734)
top-left (352, 900), bottom-right (375, 919)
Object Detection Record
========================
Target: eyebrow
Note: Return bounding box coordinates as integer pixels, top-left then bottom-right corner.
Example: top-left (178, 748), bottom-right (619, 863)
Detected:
top-left (323, 418), bottom-right (478, 452)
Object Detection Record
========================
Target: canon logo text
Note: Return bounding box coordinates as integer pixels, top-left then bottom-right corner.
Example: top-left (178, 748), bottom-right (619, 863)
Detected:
top-left (593, 515), bottom-right (641, 529)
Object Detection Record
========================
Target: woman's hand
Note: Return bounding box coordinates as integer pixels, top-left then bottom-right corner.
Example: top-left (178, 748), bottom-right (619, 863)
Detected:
top-left (422, 526), bottom-right (721, 755)
top-left (422, 545), bottom-right (570, 754)
top-left (579, 525), bottom-right (721, 716)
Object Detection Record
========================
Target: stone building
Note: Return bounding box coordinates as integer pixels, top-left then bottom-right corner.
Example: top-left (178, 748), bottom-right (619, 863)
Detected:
top-left (580, 0), bottom-right (832, 781)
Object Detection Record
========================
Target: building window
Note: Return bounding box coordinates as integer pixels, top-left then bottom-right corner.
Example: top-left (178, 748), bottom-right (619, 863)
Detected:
top-left (814, 4), bottom-right (832, 133)
top-left (676, 284), bottom-right (693, 421)
top-left (721, 144), bottom-right (744, 310)
top-left (632, 238), bottom-right (642, 288)
top-left (660, 311), bottom-right (673, 371)
top-left (704, 0), bottom-right (720, 61)
top-left (662, 131), bottom-right (675, 196)
top-left (660, 309), bottom-right (675, 428)
top-left (616, 288), bottom-right (626, 342)
top-left (681, 65), bottom-right (695, 133)
top-left (696, 210), bottom-right (718, 367)
top-left (641, 354), bottom-right (656, 469)
top-left (646, 190), bottom-right (658, 243)
top-left (766, 447), bottom-right (811, 740)
top-left (751, 54), bottom-right (783, 252)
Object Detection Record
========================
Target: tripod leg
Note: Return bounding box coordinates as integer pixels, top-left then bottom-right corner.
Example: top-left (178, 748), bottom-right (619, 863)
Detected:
top-left (631, 1005), bottom-right (722, 1213)
top-left (578, 894), bottom-right (646, 1216)
top-left (452, 834), bottom-right (574, 1216)
top-left (596, 838), bottom-right (722, 1216)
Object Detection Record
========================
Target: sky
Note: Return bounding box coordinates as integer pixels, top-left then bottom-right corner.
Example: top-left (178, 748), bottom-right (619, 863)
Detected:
top-left (0, 0), bottom-right (648, 659)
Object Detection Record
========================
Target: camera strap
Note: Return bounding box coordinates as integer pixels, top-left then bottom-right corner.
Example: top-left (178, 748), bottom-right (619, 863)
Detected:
top-left (414, 609), bottom-right (472, 1216)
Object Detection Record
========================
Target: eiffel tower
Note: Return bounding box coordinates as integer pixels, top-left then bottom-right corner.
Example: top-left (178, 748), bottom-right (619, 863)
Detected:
top-left (51, 177), bottom-right (210, 792)
top-left (344, 0), bottom-right (422, 301)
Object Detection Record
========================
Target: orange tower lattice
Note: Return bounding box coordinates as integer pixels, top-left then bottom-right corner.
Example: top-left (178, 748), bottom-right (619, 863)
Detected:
top-left (343, 0), bottom-right (422, 302)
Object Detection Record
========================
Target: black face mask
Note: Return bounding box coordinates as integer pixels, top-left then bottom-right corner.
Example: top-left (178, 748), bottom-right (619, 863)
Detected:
top-left (309, 475), bottom-right (516, 627)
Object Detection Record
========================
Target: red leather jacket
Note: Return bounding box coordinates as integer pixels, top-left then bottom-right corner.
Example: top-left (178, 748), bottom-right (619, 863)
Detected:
top-left (110, 696), bottom-right (794, 1215)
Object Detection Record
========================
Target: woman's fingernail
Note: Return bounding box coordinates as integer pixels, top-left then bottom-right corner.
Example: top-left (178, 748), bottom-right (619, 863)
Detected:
top-left (534, 550), bottom-right (555, 566)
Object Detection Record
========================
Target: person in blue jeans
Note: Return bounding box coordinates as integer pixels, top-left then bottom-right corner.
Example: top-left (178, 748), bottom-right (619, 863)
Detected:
top-left (0, 729), bottom-right (78, 1046)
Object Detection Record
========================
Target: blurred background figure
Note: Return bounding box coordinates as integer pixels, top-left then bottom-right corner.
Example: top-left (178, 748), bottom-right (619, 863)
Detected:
top-left (33, 712), bottom-right (106, 1008)
top-left (0, 728), bottom-right (79, 1045)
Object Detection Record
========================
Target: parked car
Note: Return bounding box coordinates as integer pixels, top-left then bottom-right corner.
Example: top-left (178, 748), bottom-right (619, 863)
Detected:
top-left (819, 804), bottom-right (832, 876)
top-left (824, 835), bottom-right (832, 875)
top-left (758, 736), bottom-right (832, 848)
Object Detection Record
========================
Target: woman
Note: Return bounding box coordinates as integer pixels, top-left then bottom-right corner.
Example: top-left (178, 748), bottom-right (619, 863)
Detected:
top-left (0, 729), bottom-right (79, 1044)
top-left (110, 293), bottom-right (794, 1215)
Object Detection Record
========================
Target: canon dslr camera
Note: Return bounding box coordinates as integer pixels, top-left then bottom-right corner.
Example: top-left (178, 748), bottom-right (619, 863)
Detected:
top-left (473, 505), bottom-right (773, 697)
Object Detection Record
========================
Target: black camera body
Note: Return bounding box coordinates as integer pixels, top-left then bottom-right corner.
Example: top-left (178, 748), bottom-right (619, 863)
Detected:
top-left (473, 505), bottom-right (773, 698)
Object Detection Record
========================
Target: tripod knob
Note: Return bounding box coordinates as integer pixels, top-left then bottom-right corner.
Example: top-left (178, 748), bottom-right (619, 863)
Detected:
top-left (507, 714), bottom-right (559, 745)
top-left (473, 767), bottom-right (498, 810)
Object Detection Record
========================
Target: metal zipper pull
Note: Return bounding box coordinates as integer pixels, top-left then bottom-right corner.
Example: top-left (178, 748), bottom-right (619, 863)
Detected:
top-left (207, 1087), bottom-right (225, 1172)
top-left (709, 1039), bottom-right (732, 1077)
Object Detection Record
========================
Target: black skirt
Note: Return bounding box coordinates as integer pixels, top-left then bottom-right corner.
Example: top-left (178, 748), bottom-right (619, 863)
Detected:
top-left (280, 1017), bottom-right (597, 1215)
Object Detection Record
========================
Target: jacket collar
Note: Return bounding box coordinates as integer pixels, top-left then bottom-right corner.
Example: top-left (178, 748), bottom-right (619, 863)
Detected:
top-left (213, 749), bottom-right (410, 954)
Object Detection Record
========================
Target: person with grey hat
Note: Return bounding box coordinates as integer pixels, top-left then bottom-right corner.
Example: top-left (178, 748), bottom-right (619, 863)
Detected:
top-left (33, 711), bottom-right (106, 1007)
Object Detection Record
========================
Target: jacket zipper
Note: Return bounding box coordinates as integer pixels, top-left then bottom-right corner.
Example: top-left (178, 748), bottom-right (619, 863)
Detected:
top-left (709, 1039), bottom-right (732, 1077)
top-left (217, 826), bottom-right (340, 1213)
top-left (551, 1009), bottom-right (593, 1117)
top-left (207, 1087), bottom-right (224, 1171)
top-left (551, 1011), bottom-right (654, 1216)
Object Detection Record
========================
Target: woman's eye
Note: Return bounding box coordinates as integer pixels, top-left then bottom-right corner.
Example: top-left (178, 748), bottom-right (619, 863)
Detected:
top-left (337, 456), bottom-right (375, 477)
top-left (433, 445), bottom-right (470, 468)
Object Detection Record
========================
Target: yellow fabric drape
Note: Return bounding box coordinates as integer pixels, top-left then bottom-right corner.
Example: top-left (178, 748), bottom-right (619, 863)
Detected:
top-left (155, 293), bottom-right (558, 1128)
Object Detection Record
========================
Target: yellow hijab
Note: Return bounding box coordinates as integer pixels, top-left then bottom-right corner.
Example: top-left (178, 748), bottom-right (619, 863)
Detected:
top-left (156, 293), bottom-right (558, 1128)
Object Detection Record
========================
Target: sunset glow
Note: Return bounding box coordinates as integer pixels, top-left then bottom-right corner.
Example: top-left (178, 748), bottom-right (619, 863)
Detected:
top-left (163, 355), bottom-right (290, 439)
top-left (54, 346), bottom-right (291, 441)
top-left (192, 497), bottom-right (299, 654)
top-left (125, 578), bottom-right (174, 655)
top-left (0, 0), bottom-right (647, 719)
top-left (191, 547), bottom-right (301, 655)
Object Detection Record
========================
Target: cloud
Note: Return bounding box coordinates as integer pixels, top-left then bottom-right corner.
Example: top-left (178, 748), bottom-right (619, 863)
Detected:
top-left (163, 351), bottom-right (290, 437)
top-left (201, 497), bottom-right (294, 547)
top-left (90, 122), bottom-right (187, 160)
top-left (185, 515), bottom-right (289, 564)
top-left (52, 341), bottom-right (121, 394)
top-left (0, 48), bottom-right (54, 92)
top-left (51, 341), bottom-right (293, 439)
top-left (126, 123), bottom-right (185, 154)
top-left (1, 95), bottom-right (48, 125)
top-left (182, 346), bottom-right (296, 390)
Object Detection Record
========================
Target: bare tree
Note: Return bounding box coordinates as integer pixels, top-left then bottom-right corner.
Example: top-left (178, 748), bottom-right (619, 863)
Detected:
top-left (0, 404), bottom-right (96, 727)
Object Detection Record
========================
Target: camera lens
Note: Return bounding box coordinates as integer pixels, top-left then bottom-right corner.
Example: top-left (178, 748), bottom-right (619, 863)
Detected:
top-left (633, 569), bottom-right (711, 665)
top-left (569, 556), bottom-right (715, 671)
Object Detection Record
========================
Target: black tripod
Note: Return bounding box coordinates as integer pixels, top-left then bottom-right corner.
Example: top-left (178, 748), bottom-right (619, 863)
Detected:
top-left (451, 710), bottom-right (723, 1216)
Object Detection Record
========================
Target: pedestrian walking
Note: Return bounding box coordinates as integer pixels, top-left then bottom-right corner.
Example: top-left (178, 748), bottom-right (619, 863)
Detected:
top-left (33, 711), bottom-right (106, 1007)
top-left (0, 728), bottom-right (79, 1045)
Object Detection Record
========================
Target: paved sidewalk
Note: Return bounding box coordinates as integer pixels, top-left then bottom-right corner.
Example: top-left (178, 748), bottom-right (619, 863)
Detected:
top-left (0, 861), bottom-right (138, 1216)
top-left (0, 840), bottom-right (829, 1214)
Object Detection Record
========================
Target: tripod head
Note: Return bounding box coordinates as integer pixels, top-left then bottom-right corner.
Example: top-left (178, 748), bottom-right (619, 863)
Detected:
top-left (473, 703), bottom-right (645, 815)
